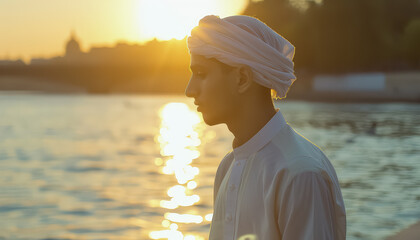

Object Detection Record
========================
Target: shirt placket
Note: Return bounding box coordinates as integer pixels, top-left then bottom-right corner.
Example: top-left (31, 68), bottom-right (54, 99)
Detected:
top-left (224, 158), bottom-right (246, 240)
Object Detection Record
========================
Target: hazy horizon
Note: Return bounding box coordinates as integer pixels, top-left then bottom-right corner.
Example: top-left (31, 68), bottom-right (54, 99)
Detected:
top-left (0, 0), bottom-right (248, 62)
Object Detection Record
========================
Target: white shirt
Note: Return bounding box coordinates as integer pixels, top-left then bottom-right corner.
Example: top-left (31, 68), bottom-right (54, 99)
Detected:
top-left (209, 110), bottom-right (346, 240)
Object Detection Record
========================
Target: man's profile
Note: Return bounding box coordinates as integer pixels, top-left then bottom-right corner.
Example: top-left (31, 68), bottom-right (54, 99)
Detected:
top-left (185, 15), bottom-right (346, 240)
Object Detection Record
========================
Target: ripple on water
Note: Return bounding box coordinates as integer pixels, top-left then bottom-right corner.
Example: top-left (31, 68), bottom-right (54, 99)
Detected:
top-left (340, 181), bottom-right (375, 189)
top-left (0, 204), bottom-right (29, 213)
top-left (61, 209), bottom-right (92, 216)
top-left (15, 148), bottom-right (30, 161)
top-left (64, 166), bottom-right (105, 173)
top-left (68, 226), bottom-right (139, 234)
top-left (0, 151), bottom-right (8, 160)
top-left (65, 154), bottom-right (103, 162)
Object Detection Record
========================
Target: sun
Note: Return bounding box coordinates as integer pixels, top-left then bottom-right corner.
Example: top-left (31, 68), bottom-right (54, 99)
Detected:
top-left (136, 0), bottom-right (248, 41)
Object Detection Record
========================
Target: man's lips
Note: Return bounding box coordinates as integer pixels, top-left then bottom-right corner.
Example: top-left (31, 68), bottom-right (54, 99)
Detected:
top-left (194, 100), bottom-right (202, 112)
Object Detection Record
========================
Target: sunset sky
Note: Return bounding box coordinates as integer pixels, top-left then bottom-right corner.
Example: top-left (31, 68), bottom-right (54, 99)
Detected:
top-left (0, 0), bottom-right (249, 62)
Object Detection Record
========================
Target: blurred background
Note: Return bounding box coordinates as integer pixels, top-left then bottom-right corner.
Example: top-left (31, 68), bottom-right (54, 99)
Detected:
top-left (0, 0), bottom-right (419, 239)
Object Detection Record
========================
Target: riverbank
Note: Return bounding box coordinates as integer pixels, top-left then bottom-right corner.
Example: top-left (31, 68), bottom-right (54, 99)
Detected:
top-left (386, 221), bottom-right (420, 240)
top-left (1, 70), bottom-right (420, 102)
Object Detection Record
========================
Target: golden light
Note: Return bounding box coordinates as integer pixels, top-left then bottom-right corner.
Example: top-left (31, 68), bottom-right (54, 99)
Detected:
top-left (164, 213), bottom-right (203, 224)
top-left (155, 157), bottom-right (164, 166)
top-left (162, 220), bottom-right (171, 228)
top-left (160, 184), bottom-right (200, 209)
top-left (185, 236), bottom-right (205, 240)
top-left (158, 103), bottom-right (201, 185)
top-left (238, 234), bottom-right (257, 240)
top-left (149, 226), bottom-right (183, 240)
top-left (137, 0), bottom-right (249, 41)
top-left (204, 213), bottom-right (213, 222)
top-left (151, 102), bottom-right (207, 239)
top-left (187, 181), bottom-right (197, 189)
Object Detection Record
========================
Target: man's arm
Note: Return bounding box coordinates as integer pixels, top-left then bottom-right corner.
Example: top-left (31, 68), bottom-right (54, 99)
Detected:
top-left (278, 171), bottom-right (339, 240)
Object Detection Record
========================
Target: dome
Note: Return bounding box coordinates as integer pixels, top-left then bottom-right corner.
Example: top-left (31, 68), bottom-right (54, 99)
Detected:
top-left (65, 31), bottom-right (81, 56)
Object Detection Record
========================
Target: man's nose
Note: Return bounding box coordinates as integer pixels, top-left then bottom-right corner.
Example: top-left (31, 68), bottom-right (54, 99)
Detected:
top-left (185, 77), bottom-right (198, 98)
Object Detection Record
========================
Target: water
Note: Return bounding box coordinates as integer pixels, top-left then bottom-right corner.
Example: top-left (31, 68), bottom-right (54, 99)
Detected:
top-left (0, 93), bottom-right (419, 240)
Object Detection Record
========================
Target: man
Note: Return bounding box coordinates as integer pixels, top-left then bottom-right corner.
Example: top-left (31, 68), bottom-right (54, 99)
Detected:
top-left (185, 15), bottom-right (346, 240)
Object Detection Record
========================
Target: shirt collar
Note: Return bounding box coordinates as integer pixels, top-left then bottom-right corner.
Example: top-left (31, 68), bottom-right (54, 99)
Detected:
top-left (233, 109), bottom-right (287, 160)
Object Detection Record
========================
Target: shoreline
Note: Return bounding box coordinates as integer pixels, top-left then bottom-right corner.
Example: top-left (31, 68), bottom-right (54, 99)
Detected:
top-left (386, 221), bottom-right (420, 240)
top-left (1, 89), bottom-right (420, 103)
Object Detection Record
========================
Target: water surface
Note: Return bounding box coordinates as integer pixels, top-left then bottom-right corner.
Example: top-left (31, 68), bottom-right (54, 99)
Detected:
top-left (0, 93), bottom-right (419, 240)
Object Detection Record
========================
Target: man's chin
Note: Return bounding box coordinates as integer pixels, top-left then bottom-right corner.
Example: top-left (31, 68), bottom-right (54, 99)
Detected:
top-left (201, 113), bottom-right (222, 126)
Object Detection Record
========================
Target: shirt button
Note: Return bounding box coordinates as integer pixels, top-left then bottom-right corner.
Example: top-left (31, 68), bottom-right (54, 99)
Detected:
top-left (226, 214), bottom-right (232, 222)
top-left (229, 184), bottom-right (236, 192)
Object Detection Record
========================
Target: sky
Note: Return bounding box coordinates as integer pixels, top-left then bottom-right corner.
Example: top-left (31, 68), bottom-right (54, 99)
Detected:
top-left (0, 0), bottom-right (249, 62)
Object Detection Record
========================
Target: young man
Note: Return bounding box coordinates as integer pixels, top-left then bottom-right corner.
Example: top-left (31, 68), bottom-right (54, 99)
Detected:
top-left (185, 15), bottom-right (346, 240)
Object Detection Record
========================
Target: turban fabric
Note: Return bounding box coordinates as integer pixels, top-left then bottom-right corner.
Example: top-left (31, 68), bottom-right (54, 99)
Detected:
top-left (188, 15), bottom-right (296, 99)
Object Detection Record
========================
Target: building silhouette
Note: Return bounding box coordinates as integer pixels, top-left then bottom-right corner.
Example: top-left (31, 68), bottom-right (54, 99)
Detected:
top-left (30, 31), bottom-right (85, 65)
top-left (65, 31), bottom-right (82, 58)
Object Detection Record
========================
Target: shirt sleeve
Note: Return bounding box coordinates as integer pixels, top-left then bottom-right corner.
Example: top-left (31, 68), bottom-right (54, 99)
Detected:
top-left (277, 171), bottom-right (337, 240)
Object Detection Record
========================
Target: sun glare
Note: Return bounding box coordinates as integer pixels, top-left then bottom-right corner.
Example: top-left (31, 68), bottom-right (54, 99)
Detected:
top-left (150, 102), bottom-right (207, 239)
top-left (137, 0), bottom-right (248, 41)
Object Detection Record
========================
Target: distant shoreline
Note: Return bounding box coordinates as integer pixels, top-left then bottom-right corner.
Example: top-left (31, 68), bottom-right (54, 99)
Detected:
top-left (1, 65), bottom-right (419, 103)
top-left (1, 89), bottom-right (420, 103)
top-left (1, 74), bottom-right (419, 103)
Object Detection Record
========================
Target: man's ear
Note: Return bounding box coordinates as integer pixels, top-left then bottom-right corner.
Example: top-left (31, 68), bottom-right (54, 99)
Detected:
top-left (236, 66), bottom-right (253, 94)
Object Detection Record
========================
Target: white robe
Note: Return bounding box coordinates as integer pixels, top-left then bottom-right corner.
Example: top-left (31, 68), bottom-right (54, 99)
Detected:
top-left (209, 110), bottom-right (346, 240)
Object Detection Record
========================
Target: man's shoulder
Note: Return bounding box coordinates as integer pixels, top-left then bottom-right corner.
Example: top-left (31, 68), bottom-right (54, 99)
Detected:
top-left (270, 125), bottom-right (324, 158)
top-left (257, 126), bottom-right (332, 177)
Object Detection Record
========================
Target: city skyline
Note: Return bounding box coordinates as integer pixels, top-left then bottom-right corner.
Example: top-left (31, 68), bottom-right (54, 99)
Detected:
top-left (0, 0), bottom-right (248, 63)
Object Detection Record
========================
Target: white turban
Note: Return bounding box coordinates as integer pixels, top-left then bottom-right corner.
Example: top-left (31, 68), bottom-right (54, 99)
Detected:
top-left (187, 15), bottom-right (296, 99)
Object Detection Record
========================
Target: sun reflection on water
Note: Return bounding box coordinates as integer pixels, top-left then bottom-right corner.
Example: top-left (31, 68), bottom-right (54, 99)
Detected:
top-left (149, 102), bottom-right (207, 240)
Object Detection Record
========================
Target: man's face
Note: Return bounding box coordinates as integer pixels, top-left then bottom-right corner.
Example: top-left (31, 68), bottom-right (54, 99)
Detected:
top-left (185, 54), bottom-right (239, 126)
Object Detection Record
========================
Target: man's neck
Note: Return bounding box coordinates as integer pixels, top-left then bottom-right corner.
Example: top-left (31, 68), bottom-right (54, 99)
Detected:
top-left (227, 100), bottom-right (277, 149)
